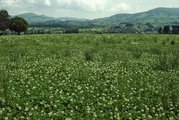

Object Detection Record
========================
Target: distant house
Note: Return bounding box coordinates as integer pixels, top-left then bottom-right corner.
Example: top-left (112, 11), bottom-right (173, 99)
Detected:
top-left (172, 25), bottom-right (179, 34)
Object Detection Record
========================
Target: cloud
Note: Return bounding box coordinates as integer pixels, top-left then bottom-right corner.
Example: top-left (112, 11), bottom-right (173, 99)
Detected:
top-left (0, 0), bottom-right (131, 12)
top-left (0, 0), bottom-right (134, 19)
top-left (54, 0), bottom-right (130, 12)
top-left (0, 0), bottom-right (22, 6)
top-left (1, 0), bottom-right (179, 19)
top-left (44, 0), bottom-right (51, 6)
top-left (28, 0), bottom-right (35, 4)
top-left (109, 3), bottom-right (131, 12)
top-left (54, 0), bottom-right (107, 12)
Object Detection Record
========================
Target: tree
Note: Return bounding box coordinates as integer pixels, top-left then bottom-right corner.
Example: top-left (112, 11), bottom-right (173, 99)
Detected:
top-left (172, 25), bottom-right (179, 34)
top-left (158, 27), bottom-right (163, 34)
top-left (65, 29), bottom-right (79, 34)
top-left (146, 22), bottom-right (154, 28)
top-left (9, 17), bottom-right (28, 35)
top-left (163, 26), bottom-right (170, 34)
top-left (0, 10), bottom-right (10, 34)
top-left (125, 23), bottom-right (134, 28)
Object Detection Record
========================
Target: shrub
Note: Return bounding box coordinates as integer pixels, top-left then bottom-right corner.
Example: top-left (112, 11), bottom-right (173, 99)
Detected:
top-left (171, 40), bottom-right (175, 45)
top-left (84, 48), bottom-right (96, 61)
top-left (162, 40), bottom-right (166, 45)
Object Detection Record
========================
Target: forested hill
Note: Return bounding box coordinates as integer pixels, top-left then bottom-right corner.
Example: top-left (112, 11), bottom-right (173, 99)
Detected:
top-left (17, 7), bottom-right (179, 27)
top-left (15, 7), bottom-right (179, 33)
top-left (17, 13), bottom-right (88, 24)
top-left (93, 7), bottom-right (179, 26)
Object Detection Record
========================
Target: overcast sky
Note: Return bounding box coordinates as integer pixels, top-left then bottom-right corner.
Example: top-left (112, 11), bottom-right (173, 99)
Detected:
top-left (0, 0), bottom-right (179, 19)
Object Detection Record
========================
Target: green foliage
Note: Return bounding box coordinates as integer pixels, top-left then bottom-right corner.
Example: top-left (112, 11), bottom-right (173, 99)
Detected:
top-left (177, 71), bottom-right (179, 76)
top-left (63, 49), bottom-right (71, 57)
top-left (0, 34), bottom-right (179, 119)
top-left (65, 29), bottom-right (79, 34)
top-left (158, 27), bottom-right (162, 34)
top-left (162, 40), bottom-right (166, 45)
top-left (132, 50), bottom-right (142, 59)
top-left (171, 40), bottom-right (176, 45)
top-left (163, 25), bottom-right (170, 34)
top-left (9, 16), bottom-right (28, 35)
top-left (84, 48), bottom-right (96, 61)
top-left (154, 51), bottom-right (179, 71)
top-left (0, 9), bottom-right (10, 33)
top-left (94, 8), bottom-right (179, 26)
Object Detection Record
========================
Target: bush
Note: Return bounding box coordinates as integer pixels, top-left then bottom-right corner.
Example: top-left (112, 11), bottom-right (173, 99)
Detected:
top-left (84, 48), bottom-right (96, 61)
top-left (162, 40), bottom-right (166, 45)
top-left (65, 29), bottom-right (79, 34)
top-left (171, 40), bottom-right (175, 45)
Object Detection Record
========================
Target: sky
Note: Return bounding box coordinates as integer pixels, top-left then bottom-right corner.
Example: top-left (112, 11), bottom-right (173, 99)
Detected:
top-left (0, 0), bottom-right (179, 19)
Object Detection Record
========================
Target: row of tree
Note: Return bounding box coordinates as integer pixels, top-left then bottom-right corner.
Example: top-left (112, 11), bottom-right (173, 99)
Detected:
top-left (0, 10), bottom-right (28, 35)
top-left (158, 25), bottom-right (179, 34)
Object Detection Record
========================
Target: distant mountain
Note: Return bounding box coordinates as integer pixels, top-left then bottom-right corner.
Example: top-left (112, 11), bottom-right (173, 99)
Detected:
top-left (57, 17), bottom-right (88, 22)
top-left (17, 13), bottom-right (88, 24)
top-left (17, 13), bottom-right (54, 23)
top-left (17, 8), bottom-right (179, 26)
top-left (16, 7), bottom-right (179, 32)
top-left (93, 7), bottom-right (179, 26)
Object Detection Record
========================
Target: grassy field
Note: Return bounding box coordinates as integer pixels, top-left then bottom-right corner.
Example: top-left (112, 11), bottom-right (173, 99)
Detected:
top-left (0, 34), bottom-right (179, 119)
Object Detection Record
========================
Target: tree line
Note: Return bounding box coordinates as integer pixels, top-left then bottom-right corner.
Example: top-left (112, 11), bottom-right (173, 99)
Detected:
top-left (158, 25), bottom-right (179, 34)
top-left (0, 10), bottom-right (28, 35)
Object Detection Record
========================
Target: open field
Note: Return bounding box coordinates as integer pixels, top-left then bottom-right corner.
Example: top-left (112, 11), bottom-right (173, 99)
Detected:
top-left (0, 34), bottom-right (179, 119)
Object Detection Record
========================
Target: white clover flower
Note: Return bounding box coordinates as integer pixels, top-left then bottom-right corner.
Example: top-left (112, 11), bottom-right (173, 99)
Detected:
top-left (5, 117), bottom-right (8, 120)
top-left (66, 118), bottom-right (72, 120)
top-left (25, 107), bottom-right (29, 112)
top-left (169, 117), bottom-right (174, 120)
top-left (48, 112), bottom-right (53, 117)
top-left (29, 112), bottom-right (33, 116)
top-left (0, 109), bottom-right (2, 115)
top-left (20, 116), bottom-right (25, 119)
top-left (93, 112), bottom-right (97, 118)
top-left (148, 115), bottom-right (152, 119)
top-left (61, 111), bottom-right (65, 114)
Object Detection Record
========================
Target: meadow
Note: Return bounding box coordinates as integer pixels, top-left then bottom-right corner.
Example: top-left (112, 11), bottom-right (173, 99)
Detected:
top-left (0, 34), bottom-right (179, 119)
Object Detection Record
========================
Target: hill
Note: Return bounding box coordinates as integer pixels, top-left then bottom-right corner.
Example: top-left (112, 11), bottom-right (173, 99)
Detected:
top-left (17, 13), bottom-right (88, 24)
top-left (93, 7), bottom-right (179, 26)
top-left (17, 13), bottom-right (54, 24)
top-left (15, 7), bottom-right (179, 33)
top-left (17, 8), bottom-right (179, 26)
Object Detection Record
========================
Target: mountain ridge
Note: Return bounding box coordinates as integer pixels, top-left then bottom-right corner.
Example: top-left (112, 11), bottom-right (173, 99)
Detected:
top-left (16, 7), bottom-right (179, 30)
top-left (16, 13), bottom-right (88, 24)
top-left (17, 7), bottom-right (179, 25)
top-left (93, 7), bottom-right (179, 26)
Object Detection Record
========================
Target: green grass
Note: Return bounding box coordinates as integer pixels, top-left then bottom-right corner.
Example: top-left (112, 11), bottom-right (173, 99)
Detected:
top-left (0, 34), bottom-right (179, 119)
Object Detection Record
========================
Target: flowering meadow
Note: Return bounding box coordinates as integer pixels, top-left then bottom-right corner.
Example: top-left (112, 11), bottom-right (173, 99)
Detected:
top-left (0, 34), bottom-right (179, 119)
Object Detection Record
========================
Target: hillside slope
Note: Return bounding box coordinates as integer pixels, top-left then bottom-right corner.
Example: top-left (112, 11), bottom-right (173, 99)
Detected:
top-left (93, 8), bottom-right (179, 26)
top-left (17, 13), bottom-right (88, 24)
